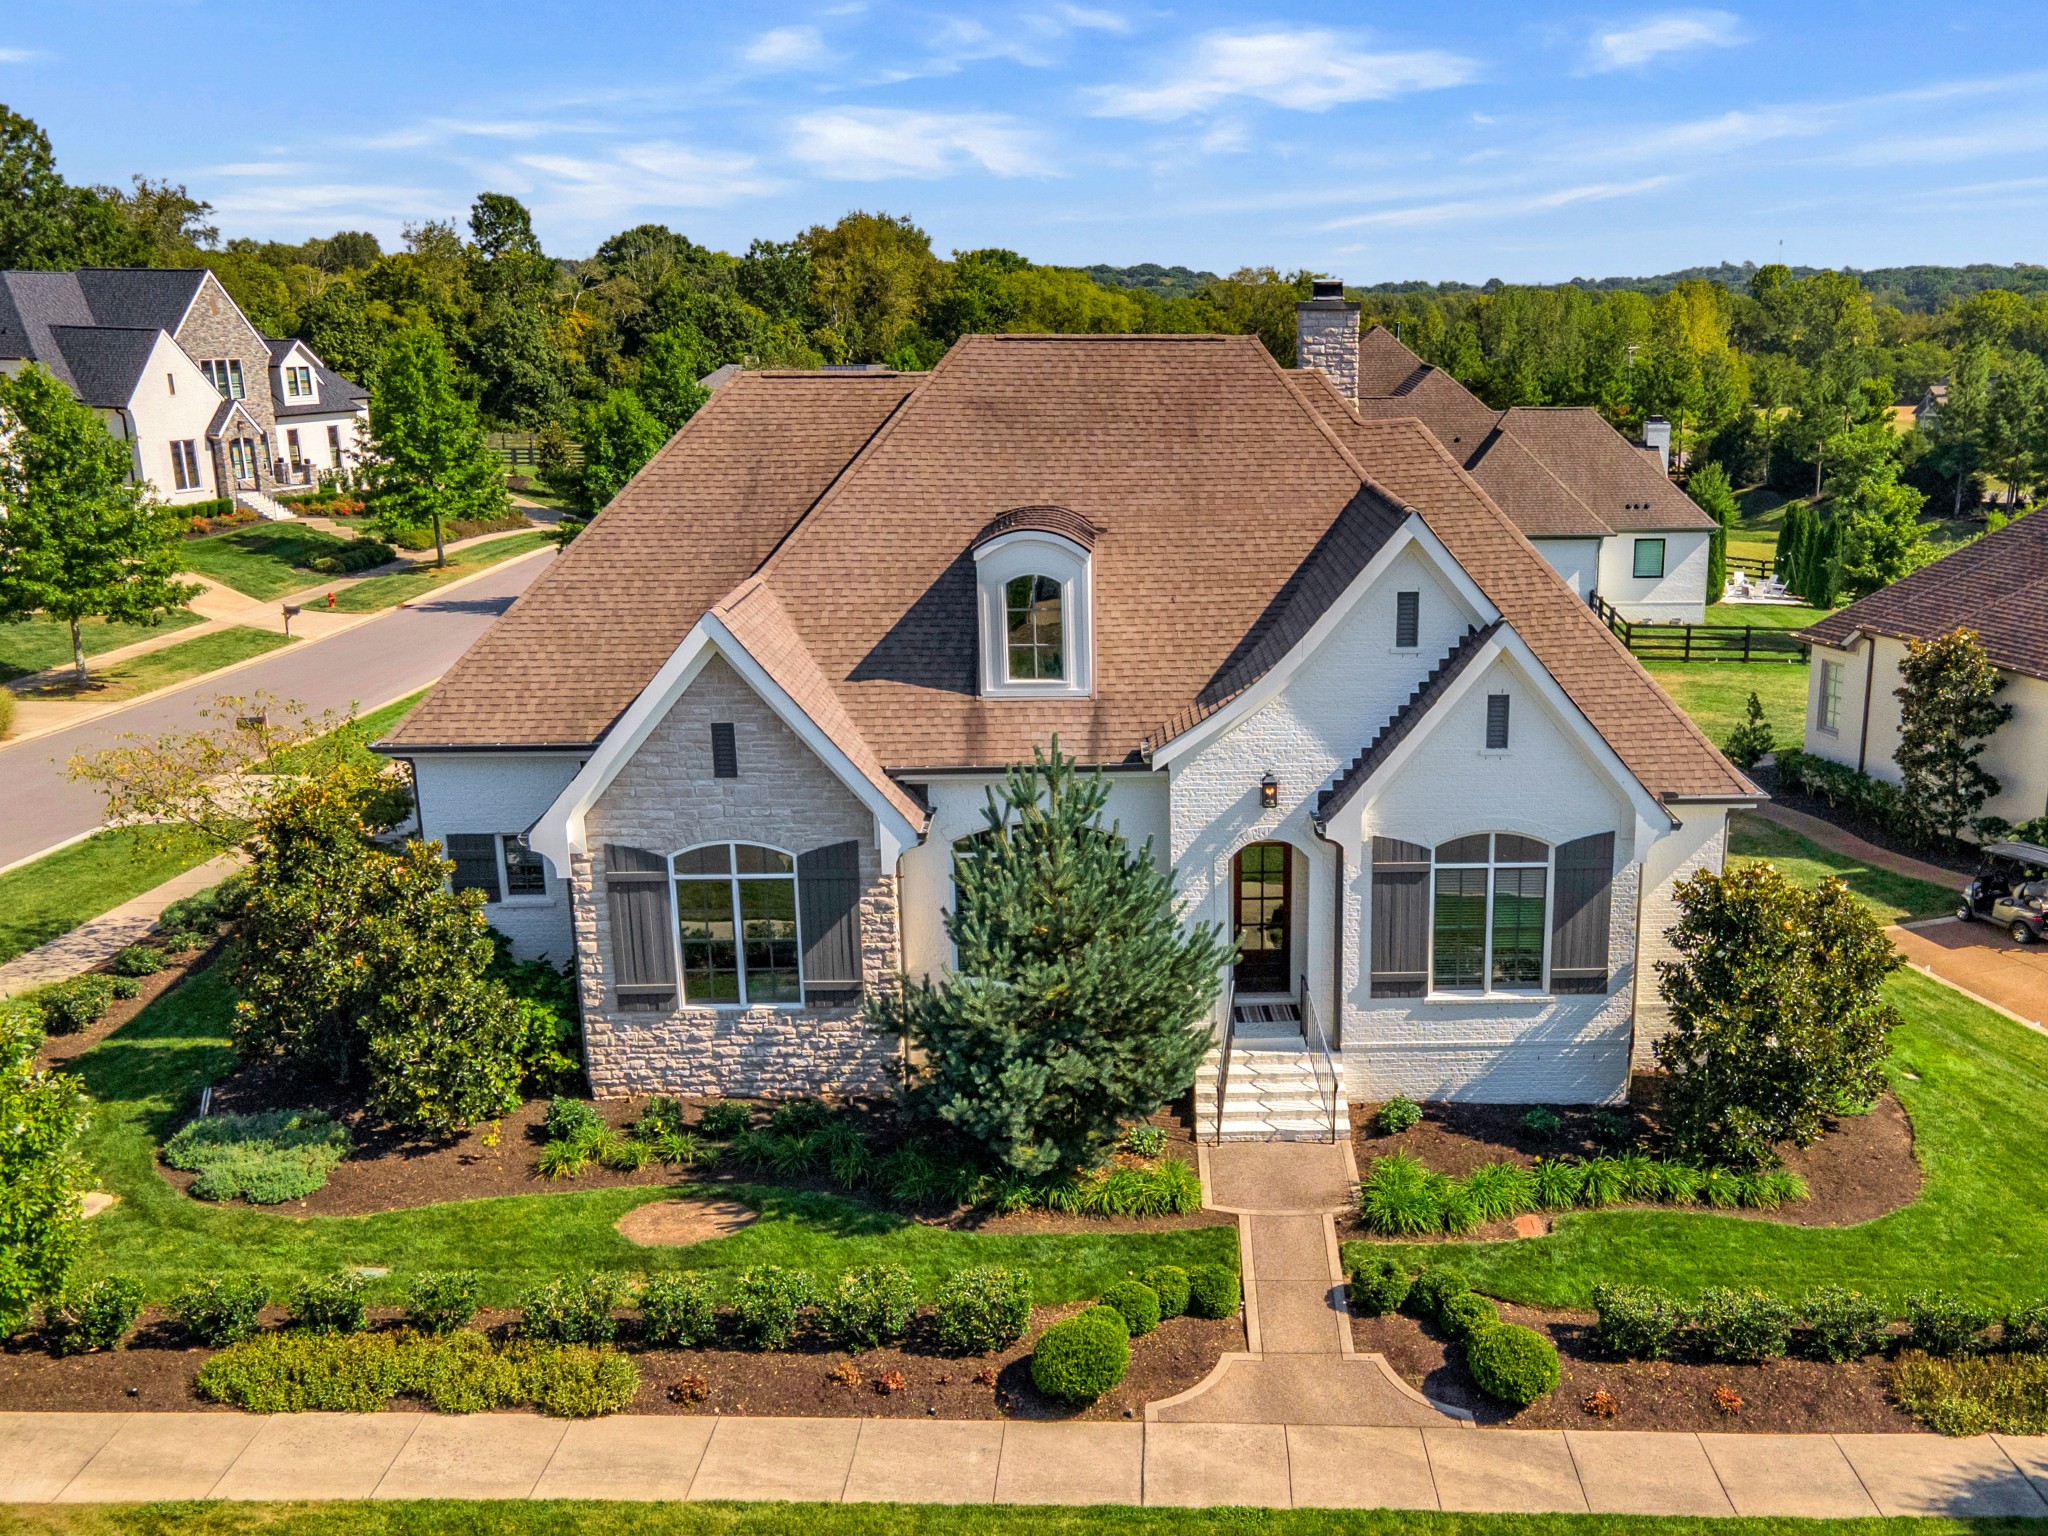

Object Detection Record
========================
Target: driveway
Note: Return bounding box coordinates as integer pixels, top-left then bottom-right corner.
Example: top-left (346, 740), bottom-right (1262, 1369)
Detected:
top-left (1892, 918), bottom-right (2048, 1029)
top-left (0, 548), bottom-right (551, 870)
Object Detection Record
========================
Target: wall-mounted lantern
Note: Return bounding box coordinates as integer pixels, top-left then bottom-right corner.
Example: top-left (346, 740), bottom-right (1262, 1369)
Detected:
top-left (1260, 772), bottom-right (1279, 809)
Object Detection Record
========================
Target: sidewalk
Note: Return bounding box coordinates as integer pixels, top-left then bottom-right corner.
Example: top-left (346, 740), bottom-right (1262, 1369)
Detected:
top-left (0, 853), bottom-right (243, 998)
top-left (5, 1410), bottom-right (2045, 1515)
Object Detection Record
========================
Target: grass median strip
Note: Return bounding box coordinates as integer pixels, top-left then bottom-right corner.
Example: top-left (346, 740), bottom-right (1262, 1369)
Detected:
top-left (70, 961), bottom-right (1234, 1304)
top-left (0, 826), bottom-right (218, 967)
top-left (21, 627), bottom-right (294, 703)
top-left (1728, 811), bottom-right (1957, 925)
top-left (0, 609), bottom-right (205, 684)
top-left (328, 531), bottom-right (554, 613)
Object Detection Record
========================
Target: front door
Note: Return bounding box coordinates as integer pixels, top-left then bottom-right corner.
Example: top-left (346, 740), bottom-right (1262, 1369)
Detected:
top-left (1233, 842), bottom-right (1291, 995)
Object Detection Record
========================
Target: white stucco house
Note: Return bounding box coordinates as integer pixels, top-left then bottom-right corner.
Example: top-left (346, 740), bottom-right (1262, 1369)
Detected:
top-left (1296, 285), bottom-right (1717, 623)
top-left (1796, 510), bottom-right (2048, 827)
top-left (381, 328), bottom-right (1757, 1129)
top-left (0, 267), bottom-right (367, 507)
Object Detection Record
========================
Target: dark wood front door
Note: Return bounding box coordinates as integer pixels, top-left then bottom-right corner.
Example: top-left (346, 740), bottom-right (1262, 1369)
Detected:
top-left (1233, 842), bottom-right (1291, 994)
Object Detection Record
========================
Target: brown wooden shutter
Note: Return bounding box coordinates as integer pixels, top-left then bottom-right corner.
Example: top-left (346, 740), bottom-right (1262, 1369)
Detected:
top-left (797, 840), bottom-right (863, 1007)
top-left (604, 844), bottom-right (676, 1011)
top-left (1370, 836), bottom-right (1431, 998)
top-left (445, 833), bottom-right (501, 901)
top-left (1550, 832), bottom-right (1615, 994)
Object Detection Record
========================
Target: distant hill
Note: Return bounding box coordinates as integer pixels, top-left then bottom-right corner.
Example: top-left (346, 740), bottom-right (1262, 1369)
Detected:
top-left (1346, 262), bottom-right (2048, 312)
top-left (1084, 263), bottom-right (1220, 299)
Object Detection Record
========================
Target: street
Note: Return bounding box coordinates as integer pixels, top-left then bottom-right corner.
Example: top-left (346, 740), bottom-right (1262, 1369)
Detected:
top-left (0, 547), bottom-right (552, 871)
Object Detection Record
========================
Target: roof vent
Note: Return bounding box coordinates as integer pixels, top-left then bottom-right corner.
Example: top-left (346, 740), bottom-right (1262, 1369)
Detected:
top-left (1310, 278), bottom-right (1346, 301)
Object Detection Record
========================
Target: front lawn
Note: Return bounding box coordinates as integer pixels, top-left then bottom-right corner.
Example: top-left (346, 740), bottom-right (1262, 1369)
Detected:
top-left (1347, 971), bottom-right (2048, 1310)
top-left (328, 531), bottom-right (553, 613)
top-left (178, 525), bottom-right (369, 600)
top-left (0, 826), bottom-right (219, 967)
top-left (1728, 811), bottom-right (1957, 924)
top-left (1642, 658), bottom-right (1807, 747)
top-left (1701, 601), bottom-right (1834, 630)
top-left (22, 627), bottom-right (293, 702)
top-left (69, 963), bottom-right (1234, 1305)
top-left (0, 609), bottom-right (204, 683)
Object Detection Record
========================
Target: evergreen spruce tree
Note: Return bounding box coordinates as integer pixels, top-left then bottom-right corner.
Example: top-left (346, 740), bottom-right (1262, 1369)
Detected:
top-left (1894, 628), bottom-right (2013, 847)
top-left (1777, 502), bottom-right (1809, 599)
top-left (1688, 461), bottom-right (1739, 601)
top-left (870, 742), bottom-right (1231, 1177)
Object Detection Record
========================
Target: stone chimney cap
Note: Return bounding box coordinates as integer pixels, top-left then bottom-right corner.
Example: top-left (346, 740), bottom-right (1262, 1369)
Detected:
top-left (1304, 278), bottom-right (1351, 305)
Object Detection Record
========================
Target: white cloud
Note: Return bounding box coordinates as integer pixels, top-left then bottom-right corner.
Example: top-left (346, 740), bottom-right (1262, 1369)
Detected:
top-left (1052, 4), bottom-right (1131, 33)
top-left (1093, 29), bottom-right (1476, 120)
top-left (515, 142), bottom-right (778, 217)
top-left (211, 162), bottom-right (307, 178)
top-left (743, 26), bottom-right (826, 70)
top-left (208, 183), bottom-right (441, 220)
top-left (1324, 176), bottom-right (1673, 229)
top-left (1586, 11), bottom-right (1747, 71)
top-left (789, 108), bottom-right (1050, 179)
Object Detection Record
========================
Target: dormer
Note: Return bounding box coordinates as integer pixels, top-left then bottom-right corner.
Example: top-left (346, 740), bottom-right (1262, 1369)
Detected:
top-left (270, 339), bottom-right (321, 407)
top-left (971, 505), bottom-right (1096, 698)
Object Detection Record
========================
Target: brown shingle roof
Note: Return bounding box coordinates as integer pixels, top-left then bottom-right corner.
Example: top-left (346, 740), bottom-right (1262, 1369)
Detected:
top-left (1358, 324), bottom-right (1432, 396)
top-left (1495, 408), bottom-right (1715, 533)
top-left (1461, 427), bottom-right (1611, 538)
top-left (386, 370), bottom-right (917, 748)
top-left (394, 334), bottom-right (1753, 805)
top-left (1350, 368), bottom-right (1503, 454)
top-left (1797, 510), bottom-right (2048, 680)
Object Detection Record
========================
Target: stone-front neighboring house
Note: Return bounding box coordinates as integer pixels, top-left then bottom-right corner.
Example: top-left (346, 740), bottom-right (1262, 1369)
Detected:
top-left (1297, 285), bottom-right (1717, 623)
top-left (0, 267), bottom-right (367, 508)
top-left (1796, 509), bottom-right (2048, 826)
top-left (380, 327), bottom-right (1757, 1116)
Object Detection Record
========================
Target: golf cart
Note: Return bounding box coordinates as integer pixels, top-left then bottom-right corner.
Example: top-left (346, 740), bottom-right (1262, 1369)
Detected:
top-left (1957, 841), bottom-right (2048, 944)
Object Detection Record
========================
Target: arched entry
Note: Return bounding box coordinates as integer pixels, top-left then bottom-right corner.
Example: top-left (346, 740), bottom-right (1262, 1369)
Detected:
top-left (1232, 842), bottom-right (1291, 994)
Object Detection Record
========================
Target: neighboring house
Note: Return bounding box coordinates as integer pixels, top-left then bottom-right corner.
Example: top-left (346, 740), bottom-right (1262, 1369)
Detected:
top-left (1296, 285), bottom-right (1717, 622)
top-left (1796, 510), bottom-right (2048, 825)
top-left (0, 267), bottom-right (367, 507)
top-left (382, 332), bottom-right (1757, 1115)
top-left (1916, 382), bottom-right (1948, 432)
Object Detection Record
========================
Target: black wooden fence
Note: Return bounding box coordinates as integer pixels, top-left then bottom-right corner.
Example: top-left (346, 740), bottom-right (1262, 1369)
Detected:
top-left (1589, 593), bottom-right (1808, 663)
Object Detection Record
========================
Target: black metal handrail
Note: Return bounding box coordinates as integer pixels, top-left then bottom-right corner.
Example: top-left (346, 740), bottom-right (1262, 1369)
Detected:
top-left (1299, 972), bottom-right (1339, 1144)
top-left (1209, 976), bottom-right (1236, 1146)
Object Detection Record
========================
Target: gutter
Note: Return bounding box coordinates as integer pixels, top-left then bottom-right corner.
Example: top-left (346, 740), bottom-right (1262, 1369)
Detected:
top-left (370, 741), bottom-right (596, 757)
top-left (1856, 635), bottom-right (1878, 775)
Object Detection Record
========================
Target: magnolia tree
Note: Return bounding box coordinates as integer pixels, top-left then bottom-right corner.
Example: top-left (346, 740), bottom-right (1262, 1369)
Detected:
top-left (1894, 628), bottom-right (2013, 847)
top-left (870, 743), bottom-right (1230, 1177)
top-left (1655, 862), bottom-right (1901, 1168)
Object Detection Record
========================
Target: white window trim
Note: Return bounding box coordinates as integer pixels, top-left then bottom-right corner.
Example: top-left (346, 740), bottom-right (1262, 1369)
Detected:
top-left (668, 840), bottom-right (805, 1011)
top-left (1425, 835), bottom-right (1553, 1000)
top-left (973, 530), bottom-right (1094, 698)
top-left (495, 834), bottom-right (552, 906)
top-left (1818, 659), bottom-right (1843, 735)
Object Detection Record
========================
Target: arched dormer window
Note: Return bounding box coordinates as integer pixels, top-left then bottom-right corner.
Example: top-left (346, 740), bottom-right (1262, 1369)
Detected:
top-left (973, 506), bottom-right (1096, 698)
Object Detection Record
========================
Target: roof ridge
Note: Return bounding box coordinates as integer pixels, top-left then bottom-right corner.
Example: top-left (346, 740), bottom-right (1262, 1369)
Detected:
top-left (1316, 620), bottom-right (1499, 822)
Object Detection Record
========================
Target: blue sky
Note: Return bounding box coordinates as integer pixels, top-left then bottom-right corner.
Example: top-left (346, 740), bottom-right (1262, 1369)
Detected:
top-left (9, 2), bottom-right (2048, 281)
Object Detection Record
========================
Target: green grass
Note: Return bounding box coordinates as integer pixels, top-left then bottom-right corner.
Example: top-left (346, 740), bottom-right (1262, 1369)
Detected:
top-left (328, 532), bottom-right (553, 614)
top-left (3, 1506), bottom-right (2022, 1536)
top-left (1346, 971), bottom-right (2048, 1311)
top-left (1643, 659), bottom-right (1808, 747)
top-left (0, 609), bottom-right (204, 683)
top-left (0, 826), bottom-right (219, 967)
top-left (1728, 811), bottom-right (1957, 924)
top-left (68, 963), bottom-right (1234, 1305)
top-left (178, 526), bottom-right (367, 600)
top-left (25, 627), bottom-right (294, 702)
top-left (5, 1508), bottom-right (2036, 1536)
top-left (1700, 602), bottom-right (1834, 631)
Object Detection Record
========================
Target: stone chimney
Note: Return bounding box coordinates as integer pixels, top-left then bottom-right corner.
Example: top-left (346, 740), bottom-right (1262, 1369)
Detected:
top-left (1295, 278), bottom-right (1360, 402)
top-left (1643, 416), bottom-right (1672, 474)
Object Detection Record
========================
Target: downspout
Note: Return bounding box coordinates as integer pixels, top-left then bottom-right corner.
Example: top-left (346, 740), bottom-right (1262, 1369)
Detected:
top-left (1855, 636), bottom-right (1878, 775)
top-left (1309, 814), bottom-right (1345, 1053)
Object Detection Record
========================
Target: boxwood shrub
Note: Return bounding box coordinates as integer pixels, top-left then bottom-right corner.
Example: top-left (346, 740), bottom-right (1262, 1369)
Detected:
top-left (1802, 1286), bottom-right (1890, 1362)
top-left (1348, 1257), bottom-right (1411, 1317)
top-left (1098, 1280), bottom-right (1161, 1337)
top-left (1405, 1265), bottom-right (1471, 1327)
top-left (1186, 1263), bottom-right (1241, 1319)
top-left (1031, 1306), bottom-right (1130, 1403)
top-left (172, 1273), bottom-right (268, 1346)
top-left (288, 1271), bottom-right (369, 1335)
top-left (1907, 1292), bottom-right (1997, 1357)
top-left (1143, 1265), bottom-right (1191, 1320)
top-left (1466, 1322), bottom-right (1560, 1408)
top-left (933, 1267), bottom-right (1032, 1354)
top-left (1439, 1292), bottom-right (1500, 1342)
top-left (1690, 1287), bottom-right (1795, 1363)
top-left (732, 1265), bottom-right (816, 1350)
top-left (516, 1271), bottom-right (631, 1344)
top-left (405, 1272), bottom-right (481, 1334)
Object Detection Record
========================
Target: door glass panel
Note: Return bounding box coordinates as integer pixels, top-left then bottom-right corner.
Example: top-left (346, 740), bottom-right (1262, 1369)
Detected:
top-left (675, 878), bottom-right (740, 1002)
top-left (1432, 868), bottom-right (1487, 990)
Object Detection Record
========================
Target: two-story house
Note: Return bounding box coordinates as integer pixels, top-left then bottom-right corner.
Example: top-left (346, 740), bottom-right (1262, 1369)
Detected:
top-left (0, 267), bottom-right (368, 509)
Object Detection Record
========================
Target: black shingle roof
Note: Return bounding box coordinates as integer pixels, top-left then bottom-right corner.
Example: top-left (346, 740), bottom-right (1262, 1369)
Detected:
top-left (46, 325), bottom-right (160, 407)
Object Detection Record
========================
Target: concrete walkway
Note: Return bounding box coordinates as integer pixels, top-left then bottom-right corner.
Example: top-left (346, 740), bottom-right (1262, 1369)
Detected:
top-left (0, 853), bottom-right (242, 998)
top-left (6, 1411), bottom-right (2047, 1515)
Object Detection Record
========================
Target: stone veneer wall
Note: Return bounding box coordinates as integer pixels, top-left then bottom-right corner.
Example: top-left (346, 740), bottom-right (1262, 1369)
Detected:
top-left (1629, 816), bottom-right (1728, 1069)
top-left (174, 272), bottom-right (278, 491)
top-left (1295, 299), bottom-right (1361, 403)
top-left (571, 654), bottom-right (903, 1098)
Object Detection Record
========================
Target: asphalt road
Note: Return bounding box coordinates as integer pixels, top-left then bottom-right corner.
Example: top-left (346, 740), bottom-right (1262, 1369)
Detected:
top-left (0, 547), bottom-right (553, 871)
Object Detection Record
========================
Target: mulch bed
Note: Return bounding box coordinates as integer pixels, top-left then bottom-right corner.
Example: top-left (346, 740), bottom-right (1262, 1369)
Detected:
top-left (0, 1303), bottom-right (1244, 1423)
top-left (1353, 1303), bottom-right (1919, 1434)
top-left (1753, 763), bottom-right (1978, 878)
top-left (32, 945), bottom-right (216, 1074)
top-left (1344, 1075), bottom-right (1921, 1239)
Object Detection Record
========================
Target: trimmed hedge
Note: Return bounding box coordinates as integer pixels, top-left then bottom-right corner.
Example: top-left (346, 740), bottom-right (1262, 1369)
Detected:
top-left (1186, 1263), bottom-right (1241, 1319)
top-left (1099, 1280), bottom-right (1161, 1337)
top-left (1143, 1265), bottom-right (1191, 1320)
top-left (933, 1267), bottom-right (1032, 1354)
top-left (1466, 1322), bottom-right (1560, 1408)
top-left (1031, 1306), bottom-right (1130, 1403)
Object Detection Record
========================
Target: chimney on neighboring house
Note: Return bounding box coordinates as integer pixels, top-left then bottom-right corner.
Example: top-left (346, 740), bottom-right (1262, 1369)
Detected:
top-left (1295, 278), bottom-right (1360, 402)
top-left (1643, 416), bottom-right (1672, 474)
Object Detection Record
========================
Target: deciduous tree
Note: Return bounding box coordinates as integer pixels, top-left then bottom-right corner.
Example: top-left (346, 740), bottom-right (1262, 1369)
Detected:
top-left (0, 364), bottom-right (197, 685)
top-left (1894, 628), bottom-right (2013, 846)
top-left (363, 328), bottom-right (508, 565)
